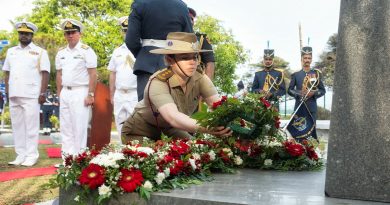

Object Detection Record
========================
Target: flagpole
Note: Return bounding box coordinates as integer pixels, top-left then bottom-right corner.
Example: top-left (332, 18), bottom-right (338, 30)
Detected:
top-left (282, 78), bottom-right (318, 132)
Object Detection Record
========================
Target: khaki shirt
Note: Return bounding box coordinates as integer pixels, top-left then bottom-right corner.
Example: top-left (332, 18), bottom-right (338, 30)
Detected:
top-left (134, 68), bottom-right (217, 128)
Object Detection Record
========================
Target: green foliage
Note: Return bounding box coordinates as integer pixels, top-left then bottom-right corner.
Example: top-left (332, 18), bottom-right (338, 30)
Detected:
top-left (2, 0), bottom-right (134, 86)
top-left (0, 107), bottom-right (11, 125)
top-left (49, 115), bottom-right (59, 129)
top-left (314, 33), bottom-right (337, 87)
top-left (194, 15), bottom-right (247, 94)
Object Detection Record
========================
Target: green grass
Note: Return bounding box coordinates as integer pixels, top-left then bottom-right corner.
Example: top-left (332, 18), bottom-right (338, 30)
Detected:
top-left (0, 144), bottom-right (62, 204)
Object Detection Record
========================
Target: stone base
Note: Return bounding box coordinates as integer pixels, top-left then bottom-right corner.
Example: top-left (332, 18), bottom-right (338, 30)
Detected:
top-left (60, 169), bottom-right (389, 205)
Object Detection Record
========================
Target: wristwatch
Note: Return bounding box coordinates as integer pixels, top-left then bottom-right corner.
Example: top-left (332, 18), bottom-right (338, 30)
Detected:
top-left (88, 92), bottom-right (94, 97)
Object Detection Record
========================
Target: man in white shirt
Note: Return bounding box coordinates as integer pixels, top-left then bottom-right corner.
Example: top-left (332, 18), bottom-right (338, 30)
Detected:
top-left (108, 16), bottom-right (137, 143)
top-left (55, 19), bottom-right (97, 158)
top-left (3, 21), bottom-right (50, 166)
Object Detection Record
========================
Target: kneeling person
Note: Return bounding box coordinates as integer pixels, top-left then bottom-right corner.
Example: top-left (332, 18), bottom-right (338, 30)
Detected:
top-left (122, 32), bottom-right (231, 143)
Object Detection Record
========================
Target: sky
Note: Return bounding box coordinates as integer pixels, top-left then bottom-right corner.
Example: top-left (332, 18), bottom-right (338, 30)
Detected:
top-left (0, 0), bottom-right (341, 76)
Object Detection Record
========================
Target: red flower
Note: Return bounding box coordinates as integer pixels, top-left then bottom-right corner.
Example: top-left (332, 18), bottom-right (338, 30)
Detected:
top-left (219, 150), bottom-right (231, 163)
top-left (240, 119), bottom-right (246, 127)
top-left (76, 152), bottom-right (88, 163)
top-left (221, 96), bottom-right (227, 102)
top-left (64, 155), bottom-right (73, 166)
top-left (170, 160), bottom-right (184, 175)
top-left (305, 146), bottom-right (319, 161)
top-left (122, 148), bottom-right (137, 157)
top-left (169, 141), bottom-right (190, 158)
top-left (260, 97), bottom-right (271, 109)
top-left (79, 164), bottom-right (105, 189)
top-left (274, 116), bottom-right (281, 129)
top-left (212, 101), bottom-right (222, 109)
top-left (117, 169), bottom-right (144, 192)
top-left (201, 153), bottom-right (211, 164)
top-left (284, 141), bottom-right (305, 157)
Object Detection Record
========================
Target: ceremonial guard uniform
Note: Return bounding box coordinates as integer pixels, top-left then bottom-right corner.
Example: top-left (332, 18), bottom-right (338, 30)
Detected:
top-left (252, 49), bottom-right (285, 103)
top-left (108, 17), bottom-right (137, 143)
top-left (4, 21), bottom-right (50, 166)
top-left (56, 19), bottom-right (97, 156)
top-left (288, 46), bottom-right (326, 140)
top-left (125, 0), bottom-right (193, 100)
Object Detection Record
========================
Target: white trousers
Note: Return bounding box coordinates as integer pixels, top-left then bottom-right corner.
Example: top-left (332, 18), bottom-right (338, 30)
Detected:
top-left (9, 97), bottom-right (40, 161)
top-left (113, 90), bottom-right (138, 142)
top-left (60, 87), bottom-right (91, 156)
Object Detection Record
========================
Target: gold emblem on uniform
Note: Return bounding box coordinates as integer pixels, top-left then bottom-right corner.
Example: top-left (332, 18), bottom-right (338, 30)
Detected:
top-left (21, 23), bottom-right (28, 29)
top-left (123, 19), bottom-right (128, 26)
top-left (65, 21), bottom-right (73, 28)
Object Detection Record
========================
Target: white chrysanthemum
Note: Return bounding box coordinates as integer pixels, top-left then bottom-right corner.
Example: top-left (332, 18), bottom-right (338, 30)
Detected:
top-left (269, 140), bottom-right (282, 147)
top-left (192, 153), bottom-right (201, 160)
top-left (90, 152), bottom-right (125, 168)
top-left (189, 158), bottom-right (197, 170)
top-left (208, 150), bottom-right (216, 161)
top-left (74, 195), bottom-right (80, 202)
top-left (222, 148), bottom-right (233, 157)
top-left (264, 159), bottom-right (273, 166)
top-left (98, 184), bottom-right (112, 196)
top-left (143, 180), bottom-right (153, 189)
top-left (157, 151), bottom-right (167, 160)
top-left (163, 167), bottom-right (170, 177)
top-left (234, 156), bottom-right (243, 165)
top-left (154, 172), bottom-right (166, 185)
top-left (137, 147), bottom-right (155, 155)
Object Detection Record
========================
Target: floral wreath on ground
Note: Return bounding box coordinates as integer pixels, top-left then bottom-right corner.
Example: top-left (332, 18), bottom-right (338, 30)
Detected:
top-left (51, 94), bottom-right (323, 204)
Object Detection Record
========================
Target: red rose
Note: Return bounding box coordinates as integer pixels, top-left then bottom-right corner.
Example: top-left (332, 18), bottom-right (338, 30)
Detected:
top-left (117, 168), bottom-right (144, 192)
top-left (221, 96), bottom-right (227, 102)
top-left (284, 142), bottom-right (305, 157)
top-left (260, 97), bottom-right (271, 109)
top-left (79, 164), bottom-right (105, 189)
top-left (170, 160), bottom-right (184, 175)
top-left (212, 101), bottom-right (221, 109)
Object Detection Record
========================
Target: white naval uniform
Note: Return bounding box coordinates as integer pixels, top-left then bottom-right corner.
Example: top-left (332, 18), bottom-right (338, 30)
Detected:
top-left (107, 44), bottom-right (137, 142)
top-left (55, 41), bottom-right (97, 156)
top-left (2, 43), bottom-right (50, 162)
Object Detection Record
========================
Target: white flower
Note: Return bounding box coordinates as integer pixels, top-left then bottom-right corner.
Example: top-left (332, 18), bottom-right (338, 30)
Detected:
top-left (154, 172), bottom-right (166, 185)
top-left (269, 140), bottom-right (282, 147)
top-left (208, 150), bottom-right (216, 161)
top-left (264, 159), bottom-right (273, 166)
top-left (90, 152), bottom-right (125, 168)
top-left (98, 184), bottom-right (112, 196)
top-left (163, 167), bottom-right (170, 177)
top-left (234, 156), bottom-right (243, 165)
top-left (261, 153), bottom-right (266, 159)
top-left (143, 180), bottom-right (153, 189)
top-left (74, 195), bottom-right (80, 202)
top-left (189, 158), bottom-right (197, 170)
top-left (137, 147), bottom-right (155, 155)
top-left (192, 153), bottom-right (201, 160)
top-left (264, 124), bottom-right (271, 131)
top-left (222, 148), bottom-right (233, 157)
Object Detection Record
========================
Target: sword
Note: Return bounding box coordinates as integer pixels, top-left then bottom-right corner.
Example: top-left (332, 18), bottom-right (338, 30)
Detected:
top-left (282, 78), bottom-right (317, 132)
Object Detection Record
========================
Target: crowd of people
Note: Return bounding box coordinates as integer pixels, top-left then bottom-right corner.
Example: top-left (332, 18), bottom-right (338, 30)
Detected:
top-left (2, 0), bottom-right (324, 167)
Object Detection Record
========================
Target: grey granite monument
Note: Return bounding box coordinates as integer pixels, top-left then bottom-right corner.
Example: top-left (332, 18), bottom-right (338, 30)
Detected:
top-left (325, 0), bottom-right (390, 202)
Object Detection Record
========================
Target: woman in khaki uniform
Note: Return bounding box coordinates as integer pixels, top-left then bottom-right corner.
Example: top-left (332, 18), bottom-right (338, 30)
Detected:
top-left (122, 32), bottom-right (231, 143)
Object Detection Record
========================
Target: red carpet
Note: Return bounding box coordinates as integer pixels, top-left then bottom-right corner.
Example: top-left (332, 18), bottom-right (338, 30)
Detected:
top-left (0, 166), bottom-right (57, 182)
top-left (46, 147), bottom-right (62, 158)
top-left (39, 139), bottom-right (53, 145)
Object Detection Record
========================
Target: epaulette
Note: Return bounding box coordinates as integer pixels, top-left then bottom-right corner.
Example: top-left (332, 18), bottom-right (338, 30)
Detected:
top-left (58, 46), bottom-right (65, 51)
top-left (156, 68), bottom-right (174, 81)
top-left (81, 44), bottom-right (90, 50)
top-left (274, 68), bottom-right (284, 73)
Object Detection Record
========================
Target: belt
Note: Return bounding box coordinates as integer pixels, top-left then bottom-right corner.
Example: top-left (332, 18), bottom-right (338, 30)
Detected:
top-left (141, 39), bottom-right (166, 48)
top-left (63, 86), bottom-right (88, 90)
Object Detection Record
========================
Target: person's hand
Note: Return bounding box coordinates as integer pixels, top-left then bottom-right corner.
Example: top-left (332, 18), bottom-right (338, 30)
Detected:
top-left (306, 91), bottom-right (315, 98)
top-left (206, 126), bottom-right (233, 137)
top-left (38, 95), bottom-right (46, 104)
top-left (84, 96), bottom-right (94, 106)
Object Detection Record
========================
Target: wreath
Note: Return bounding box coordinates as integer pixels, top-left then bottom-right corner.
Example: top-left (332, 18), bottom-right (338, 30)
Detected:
top-left (194, 94), bottom-right (281, 140)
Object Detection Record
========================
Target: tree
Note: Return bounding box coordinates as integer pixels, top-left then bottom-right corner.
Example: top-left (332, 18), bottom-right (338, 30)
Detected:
top-left (194, 15), bottom-right (247, 94)
top-left (0, 0), bottom-right (133, 88)
top-left (314, 33), bottom-right (337, 87)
